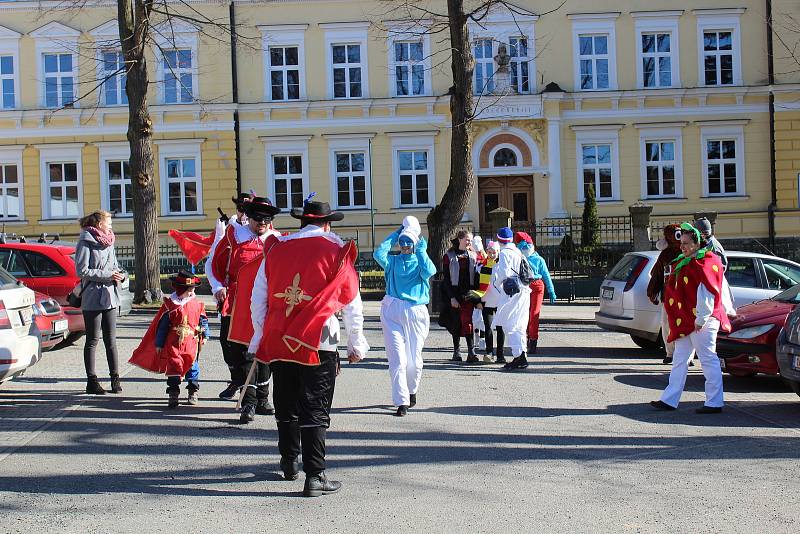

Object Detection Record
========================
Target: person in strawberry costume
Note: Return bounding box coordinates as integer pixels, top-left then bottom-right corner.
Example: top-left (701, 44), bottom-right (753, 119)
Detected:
top-left (651, 223), bottom-right (735, 414)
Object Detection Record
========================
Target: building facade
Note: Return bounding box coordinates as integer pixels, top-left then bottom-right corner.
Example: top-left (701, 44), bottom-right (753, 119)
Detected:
top-left (0, 0), bottom-right (798, 251)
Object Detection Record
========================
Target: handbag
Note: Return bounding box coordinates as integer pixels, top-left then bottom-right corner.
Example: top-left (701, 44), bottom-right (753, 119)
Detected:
top-left (67, 282), bottom-right (84, 308)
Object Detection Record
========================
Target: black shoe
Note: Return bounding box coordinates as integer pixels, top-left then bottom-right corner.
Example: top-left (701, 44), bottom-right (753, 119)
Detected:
top-left (168, 391), bottom-right (180, 409)
top-left (394, 405), bottom-right (408, 417)
top-left (451, 350), bottom-right (463, 362)
top-left (239, 404), bottom-right (256, 423)
top-left (695, 406), bottom-right (722, 414)
top-left (503, 355), bottom-right (529, 370)
top-left (650, 400), bottom-right (677, 411)
top-left (280, 457), bottom-right (300, 481)
top-left (409, 393), bottom-right (417, 408)
top-left (303, 472), bottom-right (342, 497)
top-left (219, 383), bottom-right (241, 401)
top-left (662, 356), bottom-right (673, 365)
top-left (527, 339), bottom-right (538, 354)
top-left (495, 354), bottom-right (507, 364)
top-left (255, 400), bottom-right (274, 416)
top-left (109, 374), bottom-right (122, 394)
top-left (86, 376), bottom-right (106, 395)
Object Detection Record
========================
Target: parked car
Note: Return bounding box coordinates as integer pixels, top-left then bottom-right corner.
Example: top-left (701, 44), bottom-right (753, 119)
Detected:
top-left (595, 250), bottom-right (800, 349)
top-left (776, 304), bottom-right (800, 398)
top-left (32, 290), bottom-right (69, 351)
top-left (0, 266), bottom-right (41, 383)
top-left (0, 240), bottom-right (132, 345)
top-left (716, 283), bottom-right (800, 377)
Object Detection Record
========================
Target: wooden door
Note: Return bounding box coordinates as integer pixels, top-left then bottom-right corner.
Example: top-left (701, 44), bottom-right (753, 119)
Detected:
top-left (478, 176), bottom-right (534, 232)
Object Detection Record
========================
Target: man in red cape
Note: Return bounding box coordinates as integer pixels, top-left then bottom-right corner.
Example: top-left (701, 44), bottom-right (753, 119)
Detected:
top-left (211, 197), bottom-right (281, 423)
top-left (247, 198), bottom-right (369, 497)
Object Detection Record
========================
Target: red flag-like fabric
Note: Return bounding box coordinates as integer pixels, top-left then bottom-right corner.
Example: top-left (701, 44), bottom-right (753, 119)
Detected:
top-left (168, 229), bottom-right (216, 265)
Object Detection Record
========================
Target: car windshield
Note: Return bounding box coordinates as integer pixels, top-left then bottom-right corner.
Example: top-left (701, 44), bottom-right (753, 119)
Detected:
top-left (771, 283), bottom-right (800, 304)
top-left (0, 265), bottom-right (18, 289)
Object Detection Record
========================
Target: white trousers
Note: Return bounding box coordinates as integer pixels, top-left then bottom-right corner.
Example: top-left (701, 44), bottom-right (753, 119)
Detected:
top-left (381, 296), bottom-right (430, 407)
top-left (660, 304), bottom-right (675, 358)
top-left (660, 318), bottom-right (724, 408)
top-left (492, 288), bottom-right (530, 357)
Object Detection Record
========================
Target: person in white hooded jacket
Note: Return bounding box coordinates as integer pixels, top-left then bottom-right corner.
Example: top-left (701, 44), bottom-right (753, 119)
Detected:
top-left (490, 227), bottom-right (531, 370)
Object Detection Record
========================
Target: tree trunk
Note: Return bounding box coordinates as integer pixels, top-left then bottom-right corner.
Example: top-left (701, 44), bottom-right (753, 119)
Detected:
top-left (426, 0), bottom-right (475, 269)
top-left (119, 0), bottom-right (162, 303)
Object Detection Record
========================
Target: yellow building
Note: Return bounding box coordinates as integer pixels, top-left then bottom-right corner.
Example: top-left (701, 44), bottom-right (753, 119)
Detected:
top-left (0, 0), bottom-right (798, 254)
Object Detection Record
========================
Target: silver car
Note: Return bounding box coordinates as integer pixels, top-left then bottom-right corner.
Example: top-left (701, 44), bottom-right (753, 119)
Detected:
top-left (595, 250), bottom-right (800, 349)
top-left (776, 304), bottom-right (800, 399)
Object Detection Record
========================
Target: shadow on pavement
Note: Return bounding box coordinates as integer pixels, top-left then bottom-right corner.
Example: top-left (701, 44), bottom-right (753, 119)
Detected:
top-left (615, 373), bottom-right (793, 394)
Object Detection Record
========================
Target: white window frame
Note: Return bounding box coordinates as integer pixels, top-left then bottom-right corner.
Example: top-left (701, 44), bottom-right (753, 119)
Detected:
top-left (699, 122), bottom-right (746, 197)
top-left (155, 139), bottom-right (203, 216)
top-left (473, 37), bottom-right (495, 95)
top-left (262, 135), bottom-right (310, 211)
top-left (324, 135), bottom-right (374, 211)
top-left (36, 143), bottom-right (84, 220)
top-left (0, 25), bottom-right (21, 111)
top-left (468, 12), bottom-right (538, 96)
top-left (636, 126), bottom-right (684, 200)
top-left (259, 24), bottom-right (307, 102)
top-left (570, 14), bottom-right (619, 92)
top-left (509, 36), bottom-right (532, 95)
top-left (154, 21), bottom-right (199, 105)
top-left (695, 9), bottom-right (744, 87)
top-left (99, 49), bottom-right (127, 107)
top-left (572, 125), bottom-right (622, 202)
top-left (90, 20), bottom-right (127, 108)
top-left (271, 155), bottom-right (305, 211)
top-left (97, 142), bottom-right (133, 217)
top-left (389, 132), bottom-right (437, 209)
top-left (489, 143), bottom-right (524, 169)
top-left (632, 12), bottom-right (681, 89)
top-left (31, 22), bottom-right (80, 109)
top-left (0, 145), bottom-right (24, 220)
top-left (322, 22), bottom-right (370, 100)
top-left (387, 22), bottom-right (432, 98)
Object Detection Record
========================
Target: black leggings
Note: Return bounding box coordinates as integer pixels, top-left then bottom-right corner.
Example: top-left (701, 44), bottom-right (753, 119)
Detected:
top-left (83, 308), bottom-right (119, 378)
top-left (481, 306), bottom-right (496, 352)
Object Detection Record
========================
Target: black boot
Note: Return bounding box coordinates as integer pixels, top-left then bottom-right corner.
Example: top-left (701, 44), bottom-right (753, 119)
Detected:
top-left (278, 421), bottom-right (301, 478)
top-left (451, 335), bottom-right (462, 362)
top-left (409, 393), bottom-right (417, 408)
top-left (303, 472), bottom-right (342, 497)
top-left (109, 374), bottom-right (122, 394)
top-left (495, 329), bottom-right (506, 364)
top-left (86, 375), bottom-right (106, 395)
top-left (166, 385), bottom-right (180, 408)
top-left (280, 457), bottom-right (300, 481)
top-left (466, 337), bottom-right (479, 363)
top-left (239, 403), bottom-right (256, 423)
top-left (394, 405), bottom-right (409, 417)
top-left (256, 399), bottom-right (274, 415)
top-left (503, 352), bottom-right (529, 371)
top-left (527, 339), bottom-right (538, 355)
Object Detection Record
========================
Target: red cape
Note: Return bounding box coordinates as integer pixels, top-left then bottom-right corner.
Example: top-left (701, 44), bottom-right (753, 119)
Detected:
top-left (227, 256), bottom-right (263, 346)
top-left (168, 229), bottom-right (216, 265)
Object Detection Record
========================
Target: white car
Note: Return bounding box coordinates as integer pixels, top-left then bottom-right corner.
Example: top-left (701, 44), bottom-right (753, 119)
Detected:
top-left (0, 266), bottom-right (41, 382)
top-left (595, 250), bottom-right (800, 349)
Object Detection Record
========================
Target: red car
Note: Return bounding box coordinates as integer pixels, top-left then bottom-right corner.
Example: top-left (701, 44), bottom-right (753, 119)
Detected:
top-left (32, 290), bottom-right (69, 351)
top-left (717, 283), bottom-right (800, 376)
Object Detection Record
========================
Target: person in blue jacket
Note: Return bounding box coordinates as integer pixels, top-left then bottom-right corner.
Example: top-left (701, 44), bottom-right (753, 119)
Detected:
top-left (514, 232), bottom-right (556, 355)
top-left (373, 216), bottom-right (437, 417)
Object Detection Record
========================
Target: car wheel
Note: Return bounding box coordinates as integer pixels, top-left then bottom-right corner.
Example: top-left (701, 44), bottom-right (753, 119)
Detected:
top-left (52, 331), bottom-right (84, 351)
top-left (630, 334), bottom-right (663, 352)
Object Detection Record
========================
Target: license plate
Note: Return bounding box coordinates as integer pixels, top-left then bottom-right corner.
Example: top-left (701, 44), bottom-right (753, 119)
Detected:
top-left (719, 358), bottom-right (726, 371)
top-left (602, 287), bottom-right (614, 300)
top-left (52, 319), bottom-right (68, 333)
top-left (19, 307), bottom-right (32, 325)
top-left (793, 355), bottom-right (800, 371)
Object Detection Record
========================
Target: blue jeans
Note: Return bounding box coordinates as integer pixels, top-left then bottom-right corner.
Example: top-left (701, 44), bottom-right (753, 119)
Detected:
top-left (166, 358), bottom-right (200, 392)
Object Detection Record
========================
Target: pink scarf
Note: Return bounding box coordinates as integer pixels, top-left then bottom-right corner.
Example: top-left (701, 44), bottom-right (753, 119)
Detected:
top-left (85, 226), bottom-right (116, 248)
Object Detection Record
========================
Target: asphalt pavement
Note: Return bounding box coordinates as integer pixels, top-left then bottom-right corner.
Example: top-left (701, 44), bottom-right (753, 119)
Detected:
top-left (1, 306), bottom-right (798, 533)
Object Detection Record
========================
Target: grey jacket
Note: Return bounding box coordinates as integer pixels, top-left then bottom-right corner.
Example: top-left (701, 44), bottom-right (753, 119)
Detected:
top-left (74, 230), bottom-right (121, 311)
top-left (706, 235), bottom-right (728, 270)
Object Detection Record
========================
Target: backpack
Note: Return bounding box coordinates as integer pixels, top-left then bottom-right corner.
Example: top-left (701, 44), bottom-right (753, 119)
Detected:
top-left (501, 250), bottom-right (533, 296)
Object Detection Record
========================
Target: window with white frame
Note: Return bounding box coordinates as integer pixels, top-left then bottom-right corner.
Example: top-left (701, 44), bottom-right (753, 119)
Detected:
top-left (509, 37), bottom-right (530, 94)
top-left (0, 163), bottom-right (20, 219)
top-left (165, 157), bottom-right (199, 214)
top-left (334, 152), bottom-right (367, 208)
top-left (702, 30), bottom-right (734, 86)
top-left (163, 49), bottom-right (194, 103)
top-left (633, 13), bottom-right (680, 89)
top-left (578, 35), bottom-right (609, 90)
top-left (102, 50), bottom-right (127, 106)
top-left (46, 162), bottom-right (80, 218)
top-left (474, 38), bottom-right (494, 94)
top-left (398, 150), bottom-right (430, 207)
top-left (43, 53), bottom-right (75, 108)
top-left (268, 46), bottom-right (300, 101)
top-left (644, 141), bottom-right (676, 197)
top-left (272, 155), bottom-right (304, 209)
top-left (580, 144), bottom-right (614, 199)
top-left (695, 10), bottom-right (743, 87)
top-left (106, 160), bottom-right (132, 215)
top-left (705, 138), bottom-right (739, 195)
top-left (0, 55), bottom-right (14, 109)
top-left (641, 33), bottom-right (672, 88)
top-left (393, 41), bottom-right (424, 96)
top-left (332, 44), bottom-right (362, 98)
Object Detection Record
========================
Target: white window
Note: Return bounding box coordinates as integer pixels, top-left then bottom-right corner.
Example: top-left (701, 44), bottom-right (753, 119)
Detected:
top-left (0, 55), bottom-right (15, 109)
top-left (474, 38), bottom-right (494, 95)
top-left (632, 12), bottom-right (680, 89)
top-left (163, 49), bottom-right (194, 103)
top-left (0, 164), bottom-right (20, 219)
top-left (573, 125), bottom-right (621, 202)
top-left (156, 140), bottom-right (203, 216)
top-left (334, 152), bottom-right (367, 208)
top-left (101, 50), bottom-right (127, 106)
top-left (390, 132), bottom-right (437, 208)
top-left (106, 160), bottom-right (132, 216)
top-left (272, 155), bottom-right (305, 210)
top-left (393, 41), bottom-right (424, 96)
top-left (43, 53), bottom-right (76, 108)
top-left (509, 37), bottom-right (531, 94)
top-left (570, 14), bottom-right (618, 91)
top-left (695, 9), bottom-right (743, 87)
top-left (641, 34), bottom-right (672, 88)
top-left (700, 122), bottom-right (746, 197)
top-left (268, 46), bottom-right (300, 101)
top-left (332, 44), bottom-right (362, 98)
top-left (636, 125), bottom-right (685, 200)
top-left (37, 144), bottom-right (83, 220)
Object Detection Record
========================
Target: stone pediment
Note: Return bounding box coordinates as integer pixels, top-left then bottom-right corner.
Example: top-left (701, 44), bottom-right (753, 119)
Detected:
top-left (29, 21), bottom-right (81, 40)
top-left (0, 25), bottom-right (22, 40)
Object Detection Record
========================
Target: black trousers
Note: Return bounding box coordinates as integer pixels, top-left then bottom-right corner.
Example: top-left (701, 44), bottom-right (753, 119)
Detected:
top-left (83, 308), bottom-right (119, 378)
top-left (219, 315), bottom-right (236, 382)
top-left (221, 315), bottom-right (270, 404)
top-left (481, 306), bottom-right (496, 353)
top-left (272, 350), bottom-right (338, 476)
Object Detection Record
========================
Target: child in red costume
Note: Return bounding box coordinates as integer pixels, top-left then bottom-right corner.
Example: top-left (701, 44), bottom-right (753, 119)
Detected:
top-left (130, 271), bottom-right (209, 408)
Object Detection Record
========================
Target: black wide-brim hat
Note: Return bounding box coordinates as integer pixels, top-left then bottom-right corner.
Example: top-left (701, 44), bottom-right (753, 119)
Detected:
top-left (244, 196), bottom-right (281, 219)
top-left (169, 270), bottom-right (202, 287)
top-left (232, 192), bottom-right (254, 208)
top-left (290, 200), bottom-right (344, 222)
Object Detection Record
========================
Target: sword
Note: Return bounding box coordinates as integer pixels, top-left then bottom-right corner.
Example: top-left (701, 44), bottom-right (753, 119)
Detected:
top-left (236, 357), bottom-right (258, 411)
